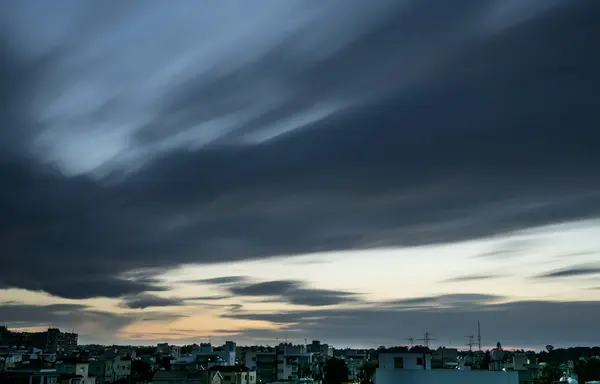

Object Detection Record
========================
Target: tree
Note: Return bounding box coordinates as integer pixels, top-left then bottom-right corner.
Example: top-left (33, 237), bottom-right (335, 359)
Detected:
top-left (481, 350), bottom-right (491, 370)
top-left (131, 360), bottom-right (153, 382)
top-left (324, 357), bottom-right (350, 384)
top-left (576, 359), bottom-right (600, 383)
top-left (359, 360), bottom-right (377, 384)
top-left (538, 362), bottom-right (561, 384)
top-left (545, 345), bottom-right (555, 353)
top-left (158, 356), bottom-right (171, 370)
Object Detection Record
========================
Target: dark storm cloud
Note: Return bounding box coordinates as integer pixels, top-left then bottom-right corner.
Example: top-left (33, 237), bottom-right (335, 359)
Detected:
top-left (229, 280), bottom-right (300, 296)
top-left (1, 0), bottom-right (600, 300)
top-left (224, 280), bottom-right (360, 307)
top-left (184, 295), bottom-right (231, 301)
top-left (121, 294), bottom-right (184, 309)
top-left (443, 274), bottom-right (502, 283)
top-left (536, 266), bottom-right (600, 279)
top-left (223, 300), bottom-right (600, 348)
top-left (191, 276), bottom-right (249, 285)
top-left (0, 302), bottom-right (185, 329)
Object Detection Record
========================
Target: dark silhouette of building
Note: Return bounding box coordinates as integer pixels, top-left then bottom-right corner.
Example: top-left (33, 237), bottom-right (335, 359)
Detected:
top-left (0, 326), bottom-right (78, 355)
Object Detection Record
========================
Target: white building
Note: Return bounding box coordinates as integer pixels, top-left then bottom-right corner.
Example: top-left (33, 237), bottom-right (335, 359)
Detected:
top-left (375, 352), bottom-right (519, 384)
top-left (277, 345), bottom-right (313, 381)
top-left (189, 343), bottom-right (236, 366)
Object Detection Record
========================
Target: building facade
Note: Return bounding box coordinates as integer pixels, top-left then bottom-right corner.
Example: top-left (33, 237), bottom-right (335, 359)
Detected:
top-left (375, 352), bottom-right (519, 384)
top-left (88, 355), bottom-right (131, 384)
top-left (0, 326), bottom-right (77, 355)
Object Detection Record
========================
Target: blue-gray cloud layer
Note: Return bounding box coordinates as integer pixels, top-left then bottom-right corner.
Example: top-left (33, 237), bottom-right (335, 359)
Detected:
top-left (222, 299), bottom-right (600, 348)
top-left (1, 0), bottom-right (600, 307)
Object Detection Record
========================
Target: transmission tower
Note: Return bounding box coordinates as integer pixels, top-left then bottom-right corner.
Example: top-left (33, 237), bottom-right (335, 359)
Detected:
top-left (405, 337), bottom-right (415, 347)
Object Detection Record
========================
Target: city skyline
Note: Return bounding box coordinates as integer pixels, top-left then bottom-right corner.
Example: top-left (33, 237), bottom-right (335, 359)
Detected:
top-left (1, 0), bottom-right (599, 350)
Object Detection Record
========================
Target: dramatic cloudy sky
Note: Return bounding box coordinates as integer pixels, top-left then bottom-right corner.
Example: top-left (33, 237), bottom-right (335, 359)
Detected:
top-left (1, 0), bottom-right (599, 350)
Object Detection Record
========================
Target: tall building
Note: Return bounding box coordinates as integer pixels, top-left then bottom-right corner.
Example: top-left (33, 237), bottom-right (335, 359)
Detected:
top-left (0, 326), bottom-right (77, 355)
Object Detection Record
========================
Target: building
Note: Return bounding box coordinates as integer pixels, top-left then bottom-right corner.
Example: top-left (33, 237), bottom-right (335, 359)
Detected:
top-left (0, 368), bottom-right (60, 384)
top-left (245, 351), bottom-right (277, 383)
top-left (310, 341), bottom-right (321, 354)
top-left (210, 365), bottom-right (256, 384)
top-left (88, 355), bottom-right (131, 384)
top-left (157, 343), bottom-right (181, 359)
top-left (56, 357), bottom-right (95, 384)
top-left (375, 352), bottom-right (519, 384)
top-left (431, 347), bottom-right (458, 368)
top-left (153, 369), bottom-right (223, 384)
top-left (0, 326), bottom-right (77, 355)
top-left (276, 345), bottom-right (313, 381)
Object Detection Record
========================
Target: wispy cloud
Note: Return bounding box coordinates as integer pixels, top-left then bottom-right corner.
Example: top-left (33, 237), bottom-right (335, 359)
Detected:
top-left (443, 274), bottom-right (503, 283)
top-left (536, 265), bottom-right (600, 279)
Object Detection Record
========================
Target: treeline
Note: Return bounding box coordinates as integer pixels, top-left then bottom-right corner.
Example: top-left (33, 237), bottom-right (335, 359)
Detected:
top-left (538, 346), bottom-right (600, 363)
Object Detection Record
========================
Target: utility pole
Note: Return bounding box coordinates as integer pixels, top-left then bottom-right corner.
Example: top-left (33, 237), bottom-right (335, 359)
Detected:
top-left (465, 335), bottom-right (475, 352)
top-left (416, 332), bottom-right (436, 348)
top-left (477, 321), bottom-right (482, 351)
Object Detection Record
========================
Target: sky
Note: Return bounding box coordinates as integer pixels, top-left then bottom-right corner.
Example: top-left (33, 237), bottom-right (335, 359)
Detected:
top-left (1, 0), bottom-right (599, 351)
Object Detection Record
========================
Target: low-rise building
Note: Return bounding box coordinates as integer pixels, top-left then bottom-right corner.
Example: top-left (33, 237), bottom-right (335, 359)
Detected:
top-left (157, 343), bottom-right (181, 359)
top-left (57, 357), bottom-right (95, 384)
top-left (210, 365), bottom-right (256, 384)
top-left (276, 345), bottom-right (313, 381)
top-left (375, 352), bottom-right (519, 384)
top-left (88, 355), bottom-right (131, 383)
top-left (431, 347), bottom-right (458, 368)
top-left (152, 368), bottom-right (223, 384)
top-left (0, 368), bottom-right (60, 384)
top-left (245, 351), bottom-right (277, 383)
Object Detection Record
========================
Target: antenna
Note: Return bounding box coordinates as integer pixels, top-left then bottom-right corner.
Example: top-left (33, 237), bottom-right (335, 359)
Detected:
top-left (416, 332), bottom-right (436, 348)
top-left (465, 335), bottom-right (475, 351)
top-left (405, 337), bottom-right (414, 347)
top-left (477, 321), bottom-right (482, 351)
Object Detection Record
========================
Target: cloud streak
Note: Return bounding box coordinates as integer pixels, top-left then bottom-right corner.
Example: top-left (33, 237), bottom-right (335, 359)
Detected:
top-left (224, 280), bottom-right (361, 307)
top-left (536, 266), bottom-right (600, 279)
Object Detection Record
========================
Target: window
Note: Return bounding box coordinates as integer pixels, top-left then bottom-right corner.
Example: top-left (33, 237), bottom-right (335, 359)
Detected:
top-left (416, 357), bottom-right (424, 366)
top-left (223, 375), bottom-right (231, 380)
top-left (393, 357), bottom-right (404, 369)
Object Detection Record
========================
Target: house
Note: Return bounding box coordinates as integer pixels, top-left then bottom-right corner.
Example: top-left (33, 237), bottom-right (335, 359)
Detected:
top-left (152, 368), bottom-right (223, 384)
